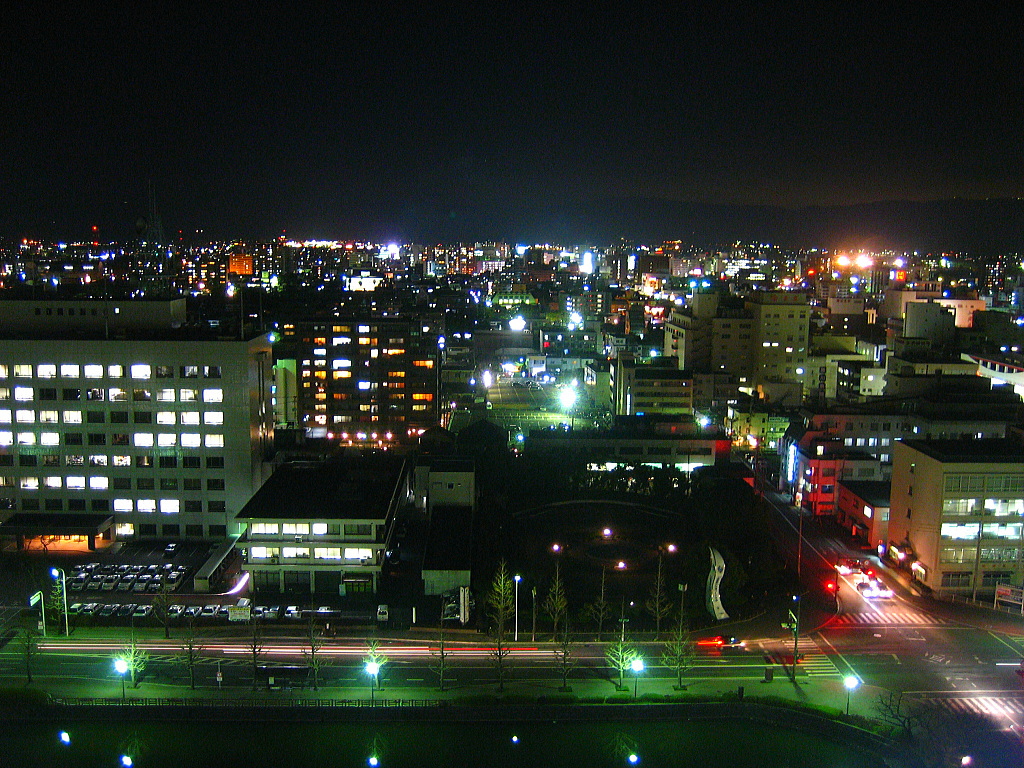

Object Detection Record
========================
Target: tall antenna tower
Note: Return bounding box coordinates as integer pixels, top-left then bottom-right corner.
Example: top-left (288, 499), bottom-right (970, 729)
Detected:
top-left (135, 180), bottom-right (166, 248)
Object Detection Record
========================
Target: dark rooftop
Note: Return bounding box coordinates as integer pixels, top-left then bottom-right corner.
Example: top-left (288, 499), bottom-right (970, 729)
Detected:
top-left (839, 480), bottom-right (892, 508)
top-left (236, 454), bottom-right (408, 520)
top-left (901, 438), bottom-right (1024, 464)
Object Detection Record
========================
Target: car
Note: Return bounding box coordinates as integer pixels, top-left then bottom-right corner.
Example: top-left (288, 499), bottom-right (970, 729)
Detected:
top-left (200, 604), bottom-right (219, 617)
top-left (857, 579), bottom-right (893, 599)
top-left (133, 605), bottom-right (153, 618)
top-left (284, 605), bottom-right (302, 620)
top-left (98, 604), bottom-right (117, 617)
top-left (696, 635), bottom-right (747, 649)
top-left (265, 606), bottom-right (280, 620)
top-left (835, 558), bottom-right (861, 575)
top-left (68, 603), bottom-right (83, 615)
top-left (70, 580), bottom-right (85, 592)
top-left (101, 576), bottom-right (119, 591)
top-left (168, 604), bottom-right (185, 618)
top-left (148, 580), bottom-right (164, 593)
top-left (217, 605), bottom-right (230, 618)
top-left (116, 603), bottom-right (137, 617)
top-left (236, 598), bottom-right (251, 608)
top-left (252, 606), bottom-right (266, 619)
top-left (164, 542), bottom-right (179, 558)
top-left (183, 606), bottom-right (202, 618)
top-left (376, 604), bottom-right (389, 622)
top-left (117, 576), bottom-right (136, 592)
top-left (81, 602), bottom-right (100, 615)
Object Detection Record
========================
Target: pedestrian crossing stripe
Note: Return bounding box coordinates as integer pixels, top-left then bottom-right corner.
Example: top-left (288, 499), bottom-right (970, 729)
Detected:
top-left (831, 611), bottom-right (945, 626)
top-left (794, 637), bottom-right (842, 678)
top-left (923, 696), bottom-right (1024, 718)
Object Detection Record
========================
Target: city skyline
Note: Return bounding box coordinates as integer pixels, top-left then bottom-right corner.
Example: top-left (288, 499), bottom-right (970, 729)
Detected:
top-left (3, 6), bottom-right (1023, 247)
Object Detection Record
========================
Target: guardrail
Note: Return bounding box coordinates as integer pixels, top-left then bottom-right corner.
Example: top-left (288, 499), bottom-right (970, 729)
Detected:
top-left (49, 697), bottom-right (446, 708)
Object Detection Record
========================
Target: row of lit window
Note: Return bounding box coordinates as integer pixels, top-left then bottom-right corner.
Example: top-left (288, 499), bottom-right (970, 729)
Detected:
top-left (0, 410), bottom-right (223, 425)
top-left (0, 387), bottom-right (223, 403)
top-left (0, 432), bottom-right (224, 447)
top-left (250, 523), bottom-right (373, 535)
top-left (0, 455), bottom-right (223, 469)
top-left (249, 546), bottom-right (373, 560)
top-left (0, 364), bottom-right (222, 380)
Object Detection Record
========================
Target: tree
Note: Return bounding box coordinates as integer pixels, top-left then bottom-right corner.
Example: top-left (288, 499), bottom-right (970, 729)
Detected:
top-left (660, 614), bottom-right (695, 690)
top-left (552, 623), bottom-right (578, 692)
top-left (151, 584), bottom-right (175, 640)
top-left (302, 618), bottom-right (327, 690)
top-left (645, 554), bottom-right (672, 637)
top-left (19, 628), bottom-right (40, 684)
top-left (46, 580), bottom-right (67, 636)
top-left (431, 609), bottom-right (453, 692)
top-left (364, 637), bottom-right (388, 692)
top-left (178, 619), bottom-right (203, 690)
top-left (246, 617), bottom-right (265, 691)
top-left (605, 639), bottom-right (638, 692)
top-left (542, 561), bottom-right (568, 637)
top-left (486, 559), bottom-right (515, 691)
top-left (119, 636), bottom-right (148, 688)
top-left (584, 567), bottom-right (612, 640)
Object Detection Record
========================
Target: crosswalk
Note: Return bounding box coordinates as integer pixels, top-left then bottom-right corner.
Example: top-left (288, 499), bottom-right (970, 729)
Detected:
top-left (921, 695), bottom-right (1024, 721)
top-left (831, 610), bottom-right (946, 626)
top-left (795, 637), bottom-right (842, 678)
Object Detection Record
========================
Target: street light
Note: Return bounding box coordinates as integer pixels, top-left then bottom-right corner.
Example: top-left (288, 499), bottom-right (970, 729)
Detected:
top-left (365, 660), bottom-right (380, 703)
top-left (51, 567), bottom-right (68, 637)
top-left (844, 675), bottom-right (860, 715)
top-left (514, 574), bottom-right (521, 642)
top-left (559, 386), bottom-right (577, 429)
top-left (631, 657), bottom-right (645, 699)
top-left (114, 657), bottom-right (129, 700)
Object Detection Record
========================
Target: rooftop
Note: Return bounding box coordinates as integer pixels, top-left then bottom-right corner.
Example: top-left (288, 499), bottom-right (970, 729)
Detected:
top-left (901, 438), bottom-right (1024, 464)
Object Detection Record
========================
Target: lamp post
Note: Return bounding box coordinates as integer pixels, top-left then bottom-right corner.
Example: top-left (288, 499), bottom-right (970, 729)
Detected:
top-left (51, 567), bottom-right (68, 637)
top-left (631, 657), bottom-right (644, 699)
top-left (531, 586), bottom-right (537, 642)
top-left (365, 660), bottom-right (380, 703)
top-left (114, 658), bottom-right (129, 700)
top-left (514, 574), bottom-right (521, 642)
top-left (844, 675), bottom-right (860, 715)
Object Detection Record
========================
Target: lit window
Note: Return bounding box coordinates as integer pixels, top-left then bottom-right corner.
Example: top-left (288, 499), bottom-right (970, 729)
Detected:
top-left (84, 365), bottom-right (103, 379)
top-left (0, 365), bottom-right (9, 378)
top-left (14, 365), bottom-right (32, 377)
top-left (314, 348), bottom-right (326, 356)
top-left (312, 523), bottom-right (328, 535)
top-left (314, 547), bottom-right (342, 559)
top-left (282, 523), bottom-right (310, 535)
top-left (115, 522), bottom-right (134, 535)
top-left (412, 360), bottom-right (434, 368)
top-left (130, 364), bottom-right (151, 379)
top-left (113, 499), bottom-right (133, 512)
top-left (15, 409), bottom-right (33, 423)
top-left (203, 412), bottom-right (223, 425)
top-left (66, 476), bottom-right (85, 490)
top-left (0, 432), bottom-right (11, 446)
top-left (39, 410), bottom-right (57, 423)
top-left (251, 523), bottom-right (279, 535)
top-left (40, 432), bottom-right (59, 446)
top-left (282, 547), bottom-right (310, 559)
top-left (0, 410), bottom-right (8, 423)
top-left (160, 499), bottom-right (179, 514)
top-left (108, 388), bottom-right (127, 401)
top-left (205, 434), bottom-right (224, 448)
top-left (180, 412), bottom-right (200, 425)
top-left (332, 337), bottom-right (351, 345)
top-left (181, 433), bottom-right (201, 447)
top-left (61, 364), bottom-right (80, 378)
top-left (89, 477), bottom-right (108, 490)
top-left (14, 387), bottom-right (33, 401)
top-left (107, 365), bottom-right (124, 378)
top-left (17, 432), bottom-right (35, 445)
top-left (344, 547), bottom-right (373, 560)
top-left (63, 410), bottom-right (82, 423)
top-left (134, 433), bottom-right (154, 447)
top-left (156, 411), bottom-right (176, 425)
top-left (358, 381), bottom-right (371, 390)
top-left (332, 359), bottom-right (352, 369)
top-left (158, 433), bottom-right (177, 447)
top-left (113, 455), bottom-right (131, 466)
top-left (202, 389), bottom-right (223, 403)
top-left (20, 477), bottom-right (39, 490)
top-left (156, 389), bottom-right (175, 402)
top-left (137, 499), bottom-right (156, 513)
top-left (37, 364), bottom-right (56, 379)
top-left (250, 546), bottom-right (270, 559)
top-left (44, 476), bottom-right (62, 488)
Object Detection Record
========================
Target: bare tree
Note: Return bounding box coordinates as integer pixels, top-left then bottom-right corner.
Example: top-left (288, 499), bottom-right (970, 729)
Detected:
top-left (178, 619), bottom-right (203, 690)
top-left (542, 561), bottom-right (568, 637)
top-left (151, 584), bottom-right (175, 640)
top-left (660, 613), bottom-right (695, 690)
top-left (486, 559), bottom-right (514, 691)
top-left (119, 636), bottom-right (148, 688)
top-left (431, 609), bottom-right (453, 691)
top-left (605, 639), bottom-right (637, 692)
top-left (364, 637), bottom-right (388, 692)
top-left (46, 580), bottom-right (67, 636)
top-left (246, 617), bottom-right (265, 690)
top-left (585, 567), bottom-right (612, 640)
top-left (645, 554), bottom-right (672, 637)
top-left (552, 623), bottom-right (578, 692)
top-left (19, 628), bottom-right (40, 684)
top-left (302, 617), bottom-right (327, 690)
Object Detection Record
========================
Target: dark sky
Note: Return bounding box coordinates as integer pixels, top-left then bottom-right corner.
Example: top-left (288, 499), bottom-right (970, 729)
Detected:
top-left (2, 3), bottom-right (1023, 243)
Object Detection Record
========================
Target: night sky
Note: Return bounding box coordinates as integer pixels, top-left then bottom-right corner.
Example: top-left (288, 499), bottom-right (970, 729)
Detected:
top-left (2, 4), bottom-right (1023, 245)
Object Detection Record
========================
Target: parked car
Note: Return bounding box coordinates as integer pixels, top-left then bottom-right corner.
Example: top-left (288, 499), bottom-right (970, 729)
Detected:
top-left (376, 604), bottom-right (389, 622)
top-left (163, 542), bottom-right (179, 558)
top-left (200, 604), bottom-right (219, 617)
top-left (117, 576), bottom-right (136, 592)
top-left (184, 606), bottom-right (202, 618)
top-left (116, 604), bottom-right (137, 618)
top-left (101, 576), bottom-right (119, 591)
top-left (68, 603), bottom-right (83, 615)
top-left (80, 603), bottom-right (100, 615)
top-left (284, 605), bottom-right (302, 620)
top-left (167, 604), bottom-right (185, 618)
top-left (133, 605), bottom-right (153, 618)
top-left (264, 606), bottom-right (280, 620)
top-left (98, 604), bottom-right (117, 617)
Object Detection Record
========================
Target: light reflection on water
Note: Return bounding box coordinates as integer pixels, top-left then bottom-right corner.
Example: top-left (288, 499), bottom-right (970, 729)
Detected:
top-left (10, 718), bottom-right (883, 768)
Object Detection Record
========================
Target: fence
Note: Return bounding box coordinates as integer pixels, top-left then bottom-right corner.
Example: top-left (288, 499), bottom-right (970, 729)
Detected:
top-left (49, 696), bottom-right (446, 708)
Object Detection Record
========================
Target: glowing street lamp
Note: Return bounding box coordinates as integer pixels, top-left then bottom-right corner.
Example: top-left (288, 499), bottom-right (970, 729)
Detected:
top-left (514, 574), bottom-right (522, 642)
top-left (844, 675), bottom-right (860, 715)
top-left (365, 660), bottom-right (380, 703)
top-left (114, 657), bottom-right (129, 700)
top-left (51, 567), bottom-right (68, 637)
top-left (631, 657), bottom-right (645, 699)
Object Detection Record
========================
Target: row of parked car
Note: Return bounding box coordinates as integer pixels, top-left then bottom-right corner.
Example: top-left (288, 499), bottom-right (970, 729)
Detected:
top-left (68, 561), bottom-right (190, 594)
top-left (68, 602), bottom-right (153, 619)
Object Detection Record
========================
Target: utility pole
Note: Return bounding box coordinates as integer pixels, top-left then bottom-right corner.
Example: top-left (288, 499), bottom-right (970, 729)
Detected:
top-left (531, 586), bottom-right (537, 642)
top-left (788, 594), bottom-right (802, 682)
